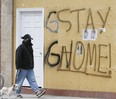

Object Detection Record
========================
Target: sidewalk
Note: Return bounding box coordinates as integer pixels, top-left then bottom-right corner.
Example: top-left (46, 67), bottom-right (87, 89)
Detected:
top-left (16, 94), bottom-right (101, 99)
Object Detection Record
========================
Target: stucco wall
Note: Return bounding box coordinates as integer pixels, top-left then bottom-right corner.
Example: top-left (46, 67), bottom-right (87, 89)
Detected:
top-left (14, 0), bottom-right (116, 93)
top-left (1, 0), bottom-right (13, 86)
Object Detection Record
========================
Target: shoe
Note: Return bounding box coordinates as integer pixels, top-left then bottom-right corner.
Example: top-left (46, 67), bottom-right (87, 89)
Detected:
top-left (17, 94), bottom-right (23, 98)
top-left (36, 88), bottom-right (46, 98)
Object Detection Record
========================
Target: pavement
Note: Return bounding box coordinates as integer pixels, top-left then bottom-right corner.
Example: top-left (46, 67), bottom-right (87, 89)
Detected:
top-left (0, 94), bottom-right (101, 99)
top-left (14, 94), bottom-right (100, 99)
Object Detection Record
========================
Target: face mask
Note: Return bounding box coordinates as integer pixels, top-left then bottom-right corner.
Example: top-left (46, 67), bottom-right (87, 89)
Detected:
top-left (27, 39), bottom-right (31, 44)
top-left (24, 39), bottom-right (31, 44)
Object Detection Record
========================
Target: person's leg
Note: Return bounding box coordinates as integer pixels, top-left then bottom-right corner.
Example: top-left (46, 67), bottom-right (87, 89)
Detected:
top-left (16, 69), bottom-right (28, 94)
top-left (26, 69), bottom-right (46, 98)
top-left (26, 69), bottom-right (39, 93)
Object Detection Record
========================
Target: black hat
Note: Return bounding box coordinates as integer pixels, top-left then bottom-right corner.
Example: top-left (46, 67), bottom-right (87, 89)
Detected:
top-left (21, 34), bottom-right (33, 40)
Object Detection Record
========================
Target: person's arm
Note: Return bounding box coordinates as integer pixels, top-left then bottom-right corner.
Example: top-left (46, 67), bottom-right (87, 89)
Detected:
top-left (16, 46), bottom-right (23, 69)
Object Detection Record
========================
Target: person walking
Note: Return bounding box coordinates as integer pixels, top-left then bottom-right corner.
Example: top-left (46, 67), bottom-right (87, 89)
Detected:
top-left (15, 34), bottom-right (46, 98)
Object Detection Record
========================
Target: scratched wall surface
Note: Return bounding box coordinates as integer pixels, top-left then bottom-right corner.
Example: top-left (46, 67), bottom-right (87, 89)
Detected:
top-left (14, 0), bottom-right (116, 92)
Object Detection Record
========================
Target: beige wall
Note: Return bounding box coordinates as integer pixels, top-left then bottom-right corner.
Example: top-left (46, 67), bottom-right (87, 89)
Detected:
top-left (14, 0), bottom-right (116, 92)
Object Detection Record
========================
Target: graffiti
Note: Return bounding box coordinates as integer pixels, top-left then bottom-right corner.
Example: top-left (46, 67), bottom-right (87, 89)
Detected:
top-left (97, 7), bottom-right (111, 33)
top-left (98, 44), bottom-right (111, 73)
top-left (70, 8), bottom-right (85, 33)
top-left (73, 41), bottom-right (85, 70)
top-left (46, 11), bottom-right (59, 33)
top-left (46, 7), bottom-right (111, 33)
top-left (45, 7), bottom-right (112, 78)
top-left (57, 9), bottom-right (72, 32)
top-left (85, 8), bottom-right (95, 31)
top-left (45, 41), bottom-right (60, 67)
top-left (45, 41), bottom-right (112, 78)
top-left (59, 41), bottom-right (73, 69)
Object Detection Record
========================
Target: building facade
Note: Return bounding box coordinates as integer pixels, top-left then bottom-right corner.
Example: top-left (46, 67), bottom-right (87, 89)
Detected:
top-left (1, 0), bottom-right (13, 86)
top-left (1, 0), bottom-right (116, 98)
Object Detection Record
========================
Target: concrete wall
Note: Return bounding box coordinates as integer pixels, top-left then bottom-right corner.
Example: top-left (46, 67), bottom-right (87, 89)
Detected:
top-left (1, 0), bottom-right (13, 86)
top-left (13, 0), bottom-right (116, 93)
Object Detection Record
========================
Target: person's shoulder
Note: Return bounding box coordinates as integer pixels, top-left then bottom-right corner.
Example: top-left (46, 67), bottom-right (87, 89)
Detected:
top-left (18, 44), bottom-right (23, 47)
top-left (17, 44), bottom-right (24, 50)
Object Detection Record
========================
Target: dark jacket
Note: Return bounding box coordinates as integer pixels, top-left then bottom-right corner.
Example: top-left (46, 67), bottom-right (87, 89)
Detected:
top-left (16, 42), bottom-right (34, 69)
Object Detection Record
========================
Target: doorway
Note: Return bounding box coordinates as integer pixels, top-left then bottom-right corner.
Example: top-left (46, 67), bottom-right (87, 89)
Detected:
top-left (16, 8), bottom-right (44, 87)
